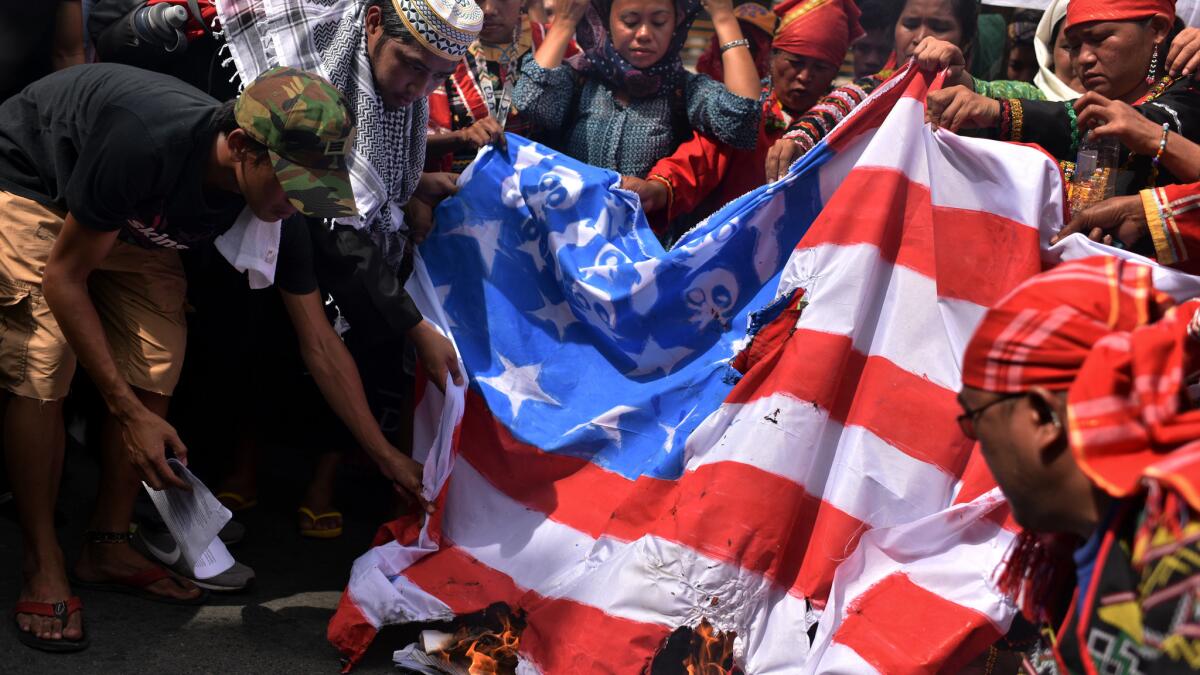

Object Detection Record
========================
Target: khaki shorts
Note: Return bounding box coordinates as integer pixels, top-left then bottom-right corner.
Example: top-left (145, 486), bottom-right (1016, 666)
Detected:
top-left (0, 191), bottom-right (187, 401)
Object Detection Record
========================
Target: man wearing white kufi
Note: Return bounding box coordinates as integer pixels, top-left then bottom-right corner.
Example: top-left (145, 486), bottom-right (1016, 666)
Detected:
top-left (216, 0), bottom-right (482, 384)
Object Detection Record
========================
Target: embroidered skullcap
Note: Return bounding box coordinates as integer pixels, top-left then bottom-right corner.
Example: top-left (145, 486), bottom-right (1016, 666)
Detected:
top-left (390, 0), bottom-right (484, 60)
top-left (772, 0), bottom-right (864, 67)
top-left (1065, 0), bottom-right (1175, 31)
top-left (734, 2), bottom-right (776, 37)
top-left (962, 257), bottom-right (1175, 394)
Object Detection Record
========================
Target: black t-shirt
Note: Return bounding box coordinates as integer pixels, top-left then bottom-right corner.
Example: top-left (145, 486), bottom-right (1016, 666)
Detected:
top-left (276, 217), bottom-right (319, 296)
top-left (0, 62), bottom-right (244, 249)
top-left (275, 216), bottom-right (424, 339)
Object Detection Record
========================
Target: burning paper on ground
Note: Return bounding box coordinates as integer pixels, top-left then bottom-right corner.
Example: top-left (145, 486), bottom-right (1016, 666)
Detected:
top-left (394, 604), bottom-right (526, 675)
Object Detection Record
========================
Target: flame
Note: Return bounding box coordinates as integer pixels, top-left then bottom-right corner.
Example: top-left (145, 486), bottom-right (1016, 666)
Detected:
top-left (434, 609), bottom-right (524, 675)
top-left (682, 619), bottom-right (737, 675)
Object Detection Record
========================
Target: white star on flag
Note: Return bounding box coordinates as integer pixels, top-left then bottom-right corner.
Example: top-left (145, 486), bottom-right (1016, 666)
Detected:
top-left (477, 354), bottom-right (560, 418)
top-left (565, 404), bottom-right (638, 448)
top-left (629, 334), bottom-right (693, 376)
top-left (444, 219), bottom-right (503, 274)
top-left (528, 293), bottom-right (576, 340)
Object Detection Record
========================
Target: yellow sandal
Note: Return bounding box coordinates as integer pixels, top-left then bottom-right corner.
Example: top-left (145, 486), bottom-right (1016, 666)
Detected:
top-left (298, 507), bottom-right (343, 539)
top-left (215, 491), bottom-right (258, 512)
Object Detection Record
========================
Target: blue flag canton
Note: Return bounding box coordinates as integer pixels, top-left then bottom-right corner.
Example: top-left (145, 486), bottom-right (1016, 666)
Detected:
top-left (423, 136), bottom-right (821, 479)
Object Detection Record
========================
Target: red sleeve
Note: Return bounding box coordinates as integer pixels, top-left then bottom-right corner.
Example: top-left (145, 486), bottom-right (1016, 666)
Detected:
top-left (646, 131), bottom-right (733, 223)
top-left (1142, 182), bottom-right (1200, 275)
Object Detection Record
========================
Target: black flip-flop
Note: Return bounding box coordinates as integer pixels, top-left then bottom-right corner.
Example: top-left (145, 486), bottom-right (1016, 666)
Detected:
top-left (13, 596), bottom-right (89, 653)
top-left (70, 567), bottom-right (208, 606)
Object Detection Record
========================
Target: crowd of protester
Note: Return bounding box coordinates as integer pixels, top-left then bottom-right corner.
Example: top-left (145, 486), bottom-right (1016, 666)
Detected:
top-left (6, 0), bottom-right (1200, 671)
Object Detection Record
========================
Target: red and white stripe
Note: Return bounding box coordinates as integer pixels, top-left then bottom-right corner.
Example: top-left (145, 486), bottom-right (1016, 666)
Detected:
top-left (330, 66), bottom-right (1067, 672)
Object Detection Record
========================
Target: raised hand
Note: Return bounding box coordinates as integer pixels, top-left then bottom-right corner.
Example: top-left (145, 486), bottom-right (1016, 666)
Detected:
top-left (913, 37), bottom-right (969, 87)
top-left (925, 85), bottom-right (1000, 132)
top-left (1074, 91), bottom-right (1165, 156)
top-left (1168, 27), bottom-right (1200, 77)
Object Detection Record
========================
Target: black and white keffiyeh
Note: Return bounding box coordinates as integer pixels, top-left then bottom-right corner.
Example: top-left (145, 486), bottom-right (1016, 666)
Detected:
top-left (216, 0), bottom-right (427, 268)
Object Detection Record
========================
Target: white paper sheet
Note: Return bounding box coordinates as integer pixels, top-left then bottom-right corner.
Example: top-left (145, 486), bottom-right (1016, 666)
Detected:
top-left (143, 459), bottom-right (234, 578)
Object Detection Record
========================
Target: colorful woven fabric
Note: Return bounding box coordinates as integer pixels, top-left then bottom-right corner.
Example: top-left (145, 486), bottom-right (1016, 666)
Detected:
top-left (781, 72), bottom-right (884, 154)
top-left (962, 256), bottom-right (1176, 394)
top-left (1142, 182), bottom-right (1200, 274)
top-left (1069, 296), bottom-right (1200, 503)
top-left (427, 21), bottom-right (572, 172)
top-left (771, 0), bottom-right (862, 66)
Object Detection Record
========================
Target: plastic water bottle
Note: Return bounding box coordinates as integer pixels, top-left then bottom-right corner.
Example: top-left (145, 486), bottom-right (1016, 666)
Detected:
top-left (1070, 133), bottom-right (1120, 218)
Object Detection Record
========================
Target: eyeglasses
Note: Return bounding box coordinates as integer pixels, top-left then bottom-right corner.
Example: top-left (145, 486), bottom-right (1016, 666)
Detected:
top-left (956, 393), bottom-right (1025, 440)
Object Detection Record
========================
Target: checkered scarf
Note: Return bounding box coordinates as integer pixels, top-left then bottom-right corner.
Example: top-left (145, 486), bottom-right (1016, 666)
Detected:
top-left (962, 257), bottom-right (1175, 394)
top-left (969, 256), bottom-right (1200, 501)
top-left (216, 0), bottom-right (427, 269)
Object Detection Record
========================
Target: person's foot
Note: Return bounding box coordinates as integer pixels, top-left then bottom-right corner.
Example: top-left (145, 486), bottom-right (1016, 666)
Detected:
top-left (215, 475), bottom-right (258, 512)
top-left (299, 453), bottom-right (341, 537)
top-left (16, 550), bottom-right (83, 644)
top-left (74, 538), bottom-right (202, 602)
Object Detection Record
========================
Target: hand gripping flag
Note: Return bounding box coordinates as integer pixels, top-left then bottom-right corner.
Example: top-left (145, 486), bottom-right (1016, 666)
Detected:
top-left (327, 64), bottom-right (1200, 672)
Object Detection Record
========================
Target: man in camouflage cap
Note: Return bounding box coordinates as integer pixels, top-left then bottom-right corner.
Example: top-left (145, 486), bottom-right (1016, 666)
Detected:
top-left (235, 65), bottom-right (359, 220)
top-left (0, 62), bottom-right (362, 651)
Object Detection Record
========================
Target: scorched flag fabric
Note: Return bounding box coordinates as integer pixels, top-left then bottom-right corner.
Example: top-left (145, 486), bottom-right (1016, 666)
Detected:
top-left (330, 65), bottom-right (1077, 672)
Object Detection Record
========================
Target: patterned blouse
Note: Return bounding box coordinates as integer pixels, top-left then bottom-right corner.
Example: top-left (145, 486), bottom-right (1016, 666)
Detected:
top-left (512, 55), bottom-right (761, 176)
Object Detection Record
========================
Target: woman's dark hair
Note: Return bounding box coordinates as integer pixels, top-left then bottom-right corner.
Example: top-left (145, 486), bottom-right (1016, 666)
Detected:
top-left (209, 99), bottom-right (271, 164)
top-left (951, 0), bottom-right (979, 52)
top-left (365, 0), bottom-right (422, 48)
top-left (858, 0), bottom-right (904, 34)
top-left (896, 0), bottom-right (979, 53)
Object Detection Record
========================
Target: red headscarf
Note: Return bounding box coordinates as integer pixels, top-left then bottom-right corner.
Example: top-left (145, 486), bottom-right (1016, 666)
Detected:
top-left (964, 256), bottom-right (1200, 620)
top-left (962, 254), bottom-right (1200, 498)
top-left (1065, 0), bottom-right (1176, 31)
top-left (962, 257), bottom-right (1174, 394)
top-left (771, 0), bottom-right (863, 67)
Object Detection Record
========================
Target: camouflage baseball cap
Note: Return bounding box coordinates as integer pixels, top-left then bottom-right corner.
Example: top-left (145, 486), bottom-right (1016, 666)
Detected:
top-left (234, 66), bottom-right (358, 219)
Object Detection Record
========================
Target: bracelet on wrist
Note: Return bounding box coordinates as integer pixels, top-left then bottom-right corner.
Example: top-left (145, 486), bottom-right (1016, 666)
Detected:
top-left (1149, 122), bottom-right (1170, 188)
top-left (719, 38), bottom-right (750, 54)
top-left (1152, 122), bottom-right (1170, 166)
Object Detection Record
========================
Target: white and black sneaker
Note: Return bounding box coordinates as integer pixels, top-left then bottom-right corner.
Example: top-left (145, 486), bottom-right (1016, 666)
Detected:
top-left (133, 524), bottom-right (256, 593)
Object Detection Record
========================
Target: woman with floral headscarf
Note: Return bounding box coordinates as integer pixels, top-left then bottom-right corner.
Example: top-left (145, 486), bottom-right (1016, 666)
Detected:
top-left (511, 0), bottom-right (762, 176)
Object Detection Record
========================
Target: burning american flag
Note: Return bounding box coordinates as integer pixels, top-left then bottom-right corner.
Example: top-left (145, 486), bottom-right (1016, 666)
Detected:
top-left (328, 65), bottom-right (1071, 672)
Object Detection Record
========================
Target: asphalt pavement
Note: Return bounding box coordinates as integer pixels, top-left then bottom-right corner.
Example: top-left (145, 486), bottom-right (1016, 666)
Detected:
top-left (0, 439), bottom-right (422, 674)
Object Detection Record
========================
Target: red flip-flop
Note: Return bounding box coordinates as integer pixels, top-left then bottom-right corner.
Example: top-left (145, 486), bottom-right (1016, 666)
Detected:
top-left (13, 596), bottom-right (89, 653)
top-left (71, 567), bottom-right (208, 606)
